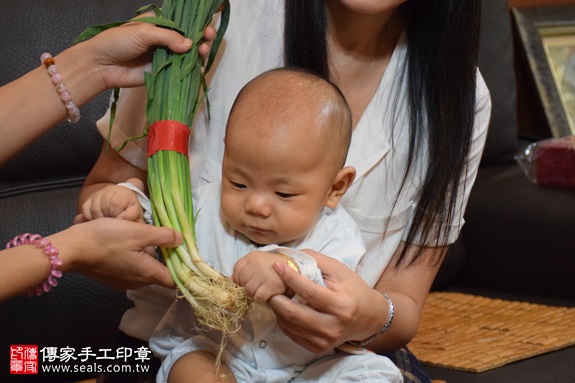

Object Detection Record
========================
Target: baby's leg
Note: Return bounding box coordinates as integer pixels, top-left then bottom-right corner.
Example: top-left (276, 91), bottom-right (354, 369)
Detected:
top-left (168, 350), bottom-right (237, 383)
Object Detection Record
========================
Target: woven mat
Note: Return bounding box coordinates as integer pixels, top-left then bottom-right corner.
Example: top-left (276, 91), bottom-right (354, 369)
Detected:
top-left (408, 292), bottom-right (575, 373)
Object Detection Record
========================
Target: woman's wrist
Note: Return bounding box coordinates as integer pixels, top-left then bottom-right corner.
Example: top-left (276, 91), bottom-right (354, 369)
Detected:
top-left (346, 289), bottom-right (393, 345)
top-left (46, 225), bottom-right (90, 274)
top-left (347, 291), bottom-right (395, 347)
top-left (54, 43), bottom-right (106, 109)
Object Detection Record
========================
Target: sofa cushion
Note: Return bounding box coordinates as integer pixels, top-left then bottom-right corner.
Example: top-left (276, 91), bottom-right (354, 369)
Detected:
top-left (458, 164), bottom-right (575, 299)
top-left (477, 0), bottom-right (520, 166)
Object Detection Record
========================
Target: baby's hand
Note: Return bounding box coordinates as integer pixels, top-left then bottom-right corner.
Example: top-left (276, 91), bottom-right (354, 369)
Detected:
top-left (75, 178), bottom-right (144, 223)
top-left (232, 251), bottom-right (293, 303)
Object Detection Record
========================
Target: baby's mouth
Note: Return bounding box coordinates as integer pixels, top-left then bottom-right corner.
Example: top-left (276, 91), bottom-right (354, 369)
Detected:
top-left (247, 225), bottom-right (271, 233)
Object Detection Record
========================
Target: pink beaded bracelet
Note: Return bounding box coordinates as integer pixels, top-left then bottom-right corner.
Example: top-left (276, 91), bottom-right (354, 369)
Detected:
top-left (40, 52), bottom-right (81, 123)
top-left (6, 233), bottom-right (63, 296)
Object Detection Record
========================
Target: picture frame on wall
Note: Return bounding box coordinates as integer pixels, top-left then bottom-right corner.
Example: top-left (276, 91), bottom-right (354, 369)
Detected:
top-left (513, 6), bottom-right (575, 137)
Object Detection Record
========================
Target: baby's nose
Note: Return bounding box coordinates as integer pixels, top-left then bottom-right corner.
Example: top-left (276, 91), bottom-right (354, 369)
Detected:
top-left (245, 193), bottom-right (272, 217)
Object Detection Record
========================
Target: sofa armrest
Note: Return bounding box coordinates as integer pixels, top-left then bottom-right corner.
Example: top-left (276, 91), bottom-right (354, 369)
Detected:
top-left (454, 163), bottom-right (575, 299)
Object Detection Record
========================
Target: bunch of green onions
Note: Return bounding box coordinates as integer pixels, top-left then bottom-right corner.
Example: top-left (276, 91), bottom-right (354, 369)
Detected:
top-left (77, 0), bottom-right (250, 333)
top-left (146, 0), bottom-right (250, 334)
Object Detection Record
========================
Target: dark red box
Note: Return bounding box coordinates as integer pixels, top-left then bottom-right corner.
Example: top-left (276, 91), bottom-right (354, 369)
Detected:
top-left (536, 137), bottom-right (575, 188)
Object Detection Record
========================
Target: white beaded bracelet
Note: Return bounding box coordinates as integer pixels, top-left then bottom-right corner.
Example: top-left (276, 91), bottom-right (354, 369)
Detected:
top-left (346, 292), bottom-right (395, 348)
top-left (41, 52), bottom-right (81, 123)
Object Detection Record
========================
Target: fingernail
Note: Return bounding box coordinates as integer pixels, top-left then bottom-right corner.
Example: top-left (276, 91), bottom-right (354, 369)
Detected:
top-left (183, 38), bottom-right (193, 47)
top-left (273, 261), bottom-right (285, 273)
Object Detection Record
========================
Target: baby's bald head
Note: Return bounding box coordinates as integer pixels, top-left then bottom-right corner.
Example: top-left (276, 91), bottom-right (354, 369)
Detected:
top-left (226, 68), bottom-right (352, 171)
top-left (221, 69), bottom-right (356, 244)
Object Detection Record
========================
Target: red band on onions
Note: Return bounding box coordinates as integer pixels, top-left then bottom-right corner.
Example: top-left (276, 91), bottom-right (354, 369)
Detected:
top-left (147, 120), bottom-right (190, 158)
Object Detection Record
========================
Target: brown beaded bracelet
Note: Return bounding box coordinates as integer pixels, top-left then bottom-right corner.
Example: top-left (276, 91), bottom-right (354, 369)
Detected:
top-left (40, 52), bottom-right (81, 123)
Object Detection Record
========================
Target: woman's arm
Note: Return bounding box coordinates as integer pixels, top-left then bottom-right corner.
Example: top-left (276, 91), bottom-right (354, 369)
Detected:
top-left (0, 218), bottom-right (182, 303)
top-left (0, 21), bottom-right (195, 166)
top-left (369, 244), bottom-right (446, 352)
top-left (268, 243), bottom-right (446, 354)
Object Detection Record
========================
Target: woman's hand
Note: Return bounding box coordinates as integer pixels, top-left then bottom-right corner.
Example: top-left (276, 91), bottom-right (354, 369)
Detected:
top-left (54, 218), bottom-right (182, 290)
top-left (269, 245), bottom-right (447, 355)
top-left (268, 249), bottom-right (386, 354)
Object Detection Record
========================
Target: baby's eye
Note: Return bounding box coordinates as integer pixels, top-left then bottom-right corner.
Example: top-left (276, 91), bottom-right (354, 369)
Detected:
top-left (276, 192), bottom-right (296, 199)
top-left (230, 181), bottom-right (246, 189)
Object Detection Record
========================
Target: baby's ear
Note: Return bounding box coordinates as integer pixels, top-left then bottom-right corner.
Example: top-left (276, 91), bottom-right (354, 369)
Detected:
top-left (325, 166), bottom-right (356, 209)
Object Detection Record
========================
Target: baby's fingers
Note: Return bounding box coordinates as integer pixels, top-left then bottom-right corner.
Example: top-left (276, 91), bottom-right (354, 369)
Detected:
top-left (79, 198), bottom-right (99, 221)
top-left (231, 258), bottom-right (250, 286)
top-left (115, 200), bottom-right (142, 222)
top-left (73, 214), bottom-right (86, 224)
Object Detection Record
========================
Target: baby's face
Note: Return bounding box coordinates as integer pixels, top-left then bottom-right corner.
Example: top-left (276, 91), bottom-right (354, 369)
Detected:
top-left (220, 126), bottom-right (336, 246)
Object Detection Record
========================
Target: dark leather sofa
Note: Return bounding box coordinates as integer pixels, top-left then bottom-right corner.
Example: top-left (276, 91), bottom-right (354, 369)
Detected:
top-left (1, 1), bottom-right (573, 382)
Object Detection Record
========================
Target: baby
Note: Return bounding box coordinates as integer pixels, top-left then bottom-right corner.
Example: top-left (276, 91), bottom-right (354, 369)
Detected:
top-left (79, 68), bottom-right (402, 383)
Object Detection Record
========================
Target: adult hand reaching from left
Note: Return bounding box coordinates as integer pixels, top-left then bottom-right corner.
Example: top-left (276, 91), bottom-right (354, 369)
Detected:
top-left (1, 218), bottom-right (182, 302)
top-left (59, 218), bottom-right (181, 290)
top-left (86, 18), bottom-right (218, 90)
top-left (0, 17), bottom-right (216, 165)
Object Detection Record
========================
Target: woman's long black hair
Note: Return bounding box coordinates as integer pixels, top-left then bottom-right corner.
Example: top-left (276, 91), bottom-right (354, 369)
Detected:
top-left (284, 0), bottom-right (482, 265)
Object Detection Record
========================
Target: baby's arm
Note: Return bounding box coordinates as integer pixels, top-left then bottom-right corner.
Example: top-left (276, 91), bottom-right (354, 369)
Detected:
top-left (75, 177), bottom-right (145, 223)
